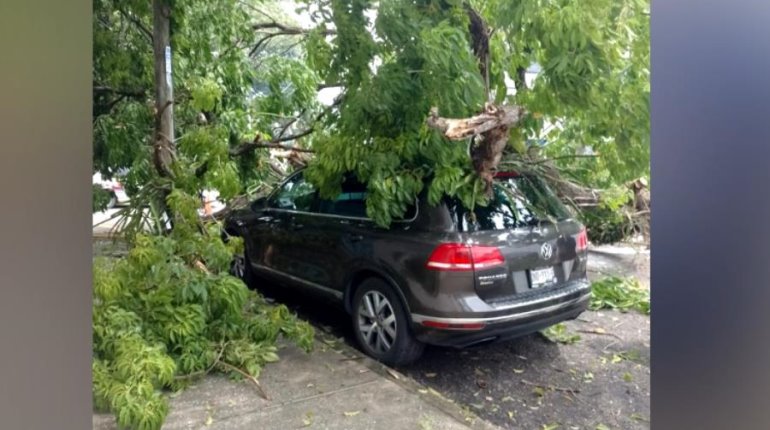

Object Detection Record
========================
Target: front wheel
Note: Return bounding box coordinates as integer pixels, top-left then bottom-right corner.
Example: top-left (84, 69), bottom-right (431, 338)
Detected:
top-left (106, 193), bottom-right (117, 209)
top-left (351, 278), bottom-right (424, 366)
top-left (230, 250), bottom-right (258, 289)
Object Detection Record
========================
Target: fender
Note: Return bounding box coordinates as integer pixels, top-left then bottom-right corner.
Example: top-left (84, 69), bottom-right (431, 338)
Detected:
top-left (343, 261), bottom-right (413, 317)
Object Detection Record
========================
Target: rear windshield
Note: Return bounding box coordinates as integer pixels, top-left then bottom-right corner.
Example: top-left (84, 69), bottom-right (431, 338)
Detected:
top-left (447, 175), bottom-right (572, 232)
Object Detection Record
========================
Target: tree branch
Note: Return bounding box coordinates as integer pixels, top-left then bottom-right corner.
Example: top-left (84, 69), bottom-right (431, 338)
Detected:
top-left (217, 361), bottom-right (270, 400)
top-left (230, 95), bottom-right (343, 157)
top-left (117, 7), bottom-right (153, 43)
top-left (532, 154), bottom-right (598, 165)
top-left (93, 85), bottom-right (146, 99)
top-left (249, 21), bottom-right (335, 57)
top-left (229, 132), bottom-right (317, 156)
top-left (251, 22), bottom-right (335, 35)
top-left (427, 104), bottom-right (526, 141)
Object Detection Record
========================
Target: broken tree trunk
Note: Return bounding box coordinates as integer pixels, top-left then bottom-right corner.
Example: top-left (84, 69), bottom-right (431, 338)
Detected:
top-left (427, 103), bottom-right (526, 194)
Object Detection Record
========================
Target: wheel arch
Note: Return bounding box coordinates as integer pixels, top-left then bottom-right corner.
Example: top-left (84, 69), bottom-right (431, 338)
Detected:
top-left (344, 268), bottom-right (412, 317)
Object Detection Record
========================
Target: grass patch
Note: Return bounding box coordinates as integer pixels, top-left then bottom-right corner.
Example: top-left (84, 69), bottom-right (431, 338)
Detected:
top-left (590, 276), bottom-right (650, 314)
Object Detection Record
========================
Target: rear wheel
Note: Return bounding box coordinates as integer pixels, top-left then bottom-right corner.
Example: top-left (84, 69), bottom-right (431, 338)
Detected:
top-left (351, 278), bottom-right (424, 366)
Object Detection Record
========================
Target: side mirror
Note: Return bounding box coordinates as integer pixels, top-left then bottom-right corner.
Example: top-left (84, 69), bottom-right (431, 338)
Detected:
top-left (250, 197), bottom-right (267, 212)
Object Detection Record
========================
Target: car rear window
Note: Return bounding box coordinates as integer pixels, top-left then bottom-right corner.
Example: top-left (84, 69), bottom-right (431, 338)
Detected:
top-left (447, 175), bottom-right (572, 232)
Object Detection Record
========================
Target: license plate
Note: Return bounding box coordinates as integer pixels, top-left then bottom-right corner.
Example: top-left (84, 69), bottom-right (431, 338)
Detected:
top-left (530, 267), bottom-right (555, 288)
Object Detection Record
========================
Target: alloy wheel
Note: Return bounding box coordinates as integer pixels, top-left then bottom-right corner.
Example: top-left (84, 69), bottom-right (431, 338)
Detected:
top-left (357, 290), bottom-right (397, 354)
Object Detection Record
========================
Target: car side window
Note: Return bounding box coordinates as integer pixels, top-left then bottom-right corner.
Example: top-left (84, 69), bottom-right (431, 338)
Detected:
top-left (269, 173), bottom-right (317, 212)
top-left (317, 176), bottom-right (418, 221)
top-left (318, 177), bottom-right (368, 218)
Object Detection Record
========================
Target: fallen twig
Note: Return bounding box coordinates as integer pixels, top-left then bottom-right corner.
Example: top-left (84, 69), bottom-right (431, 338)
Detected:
top-left (174, 342), bottom-right (228, 381)
top-left (576, 329), bottom-right (623, 341)
top-left (603, 340), bottom-right (620, 352)
top-left (521, 379), bottom-right (579, 394)
top-left (218, 361), bottom-right (271, 401)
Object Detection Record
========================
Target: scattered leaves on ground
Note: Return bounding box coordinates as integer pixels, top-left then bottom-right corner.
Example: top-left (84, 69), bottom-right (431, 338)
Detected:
top-left (541, 323), bottom-right (581, 344)
top-left (590, 276), bottom-right (650, 314)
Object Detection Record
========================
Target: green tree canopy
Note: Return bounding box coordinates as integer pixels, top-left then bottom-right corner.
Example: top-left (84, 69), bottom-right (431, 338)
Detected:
top-left (296, 0), bottom-right (649, 225)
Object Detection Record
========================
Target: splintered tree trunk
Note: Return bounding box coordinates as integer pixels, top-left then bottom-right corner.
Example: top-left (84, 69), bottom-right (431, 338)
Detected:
top-left (427, 104), bottom-right (526, 194)
top-left (426, 4), bottom-right (527, 195)
top-left (153, 0), bottom-right (175, 177)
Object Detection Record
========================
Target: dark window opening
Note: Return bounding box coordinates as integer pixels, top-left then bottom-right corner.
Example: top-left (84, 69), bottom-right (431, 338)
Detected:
top-left (447, 175), bottom-right (571, 232)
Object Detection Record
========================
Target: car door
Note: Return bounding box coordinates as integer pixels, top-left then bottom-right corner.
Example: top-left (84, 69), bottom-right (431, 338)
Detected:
top-left (260, 172), bottom-right (337, 291)
top-left (312, 177), bottom-right (374, 290)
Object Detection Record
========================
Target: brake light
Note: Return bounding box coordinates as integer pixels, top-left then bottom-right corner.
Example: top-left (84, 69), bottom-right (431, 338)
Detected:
top-left (575, 228), bottom-right (588, 251)
top-left (426, 243), bottom-right (505, 271)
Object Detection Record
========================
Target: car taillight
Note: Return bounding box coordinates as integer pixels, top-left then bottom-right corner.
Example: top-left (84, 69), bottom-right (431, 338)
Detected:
top-left (575, 228), bottom-right (588, 251)
top-left (425, 243), bottom-right (505, 271)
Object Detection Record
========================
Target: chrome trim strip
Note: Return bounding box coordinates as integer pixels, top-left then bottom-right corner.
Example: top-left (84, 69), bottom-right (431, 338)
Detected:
top-left (488, 281), bottom-right (591, 311)
top-left (411, 292), bottom-right (590, 326)
top-left (251, 263), bottom-right (344, 299)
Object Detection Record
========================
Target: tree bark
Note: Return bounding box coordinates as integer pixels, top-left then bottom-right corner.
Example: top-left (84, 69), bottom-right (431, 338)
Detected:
top-left (150, 0), bottom-right (176, 232)
top-left (152, 0), bottom-right (175, 178)
top-left (427, 104), bottom-right (526, 194)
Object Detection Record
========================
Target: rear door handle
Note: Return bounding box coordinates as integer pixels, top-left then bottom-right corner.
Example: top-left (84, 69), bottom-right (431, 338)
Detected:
top-left (290, 223), bottom-right (304, 231)
top-left (348, 233), bottom-right (364, 242)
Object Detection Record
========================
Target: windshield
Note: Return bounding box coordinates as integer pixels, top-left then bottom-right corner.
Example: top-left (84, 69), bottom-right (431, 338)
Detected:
top-left (447, 175), bottom-right (572, 232)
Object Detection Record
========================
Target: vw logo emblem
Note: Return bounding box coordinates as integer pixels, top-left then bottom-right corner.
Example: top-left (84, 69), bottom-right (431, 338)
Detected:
top-left (540, 243), bottom-right (553, 260)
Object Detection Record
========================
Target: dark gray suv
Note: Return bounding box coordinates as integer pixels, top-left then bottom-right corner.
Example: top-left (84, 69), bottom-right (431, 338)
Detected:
top-left (225, 169), bottom-right (590, 365)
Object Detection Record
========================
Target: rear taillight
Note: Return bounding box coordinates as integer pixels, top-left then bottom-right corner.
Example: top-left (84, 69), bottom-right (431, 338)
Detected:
top-left (575, 228), bottom-right (588, 251)
top-left (425, 243), bottom-right (505, 271)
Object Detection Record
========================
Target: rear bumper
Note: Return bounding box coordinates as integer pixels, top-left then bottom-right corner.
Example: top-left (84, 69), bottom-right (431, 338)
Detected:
top-left (411, 280), bottom-right (591, 348)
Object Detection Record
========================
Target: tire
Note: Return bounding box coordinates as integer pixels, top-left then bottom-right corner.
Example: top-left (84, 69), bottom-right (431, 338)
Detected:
top-left (351, 278), bottom-right (425, 366)
top-left (230, 250), bottom-right (258, 289)
top-left (106, 193), bottom-right (117, 210)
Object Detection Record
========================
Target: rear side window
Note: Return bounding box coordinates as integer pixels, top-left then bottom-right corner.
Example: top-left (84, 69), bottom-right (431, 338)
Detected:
top-left (318, 176), bottom-right (417, 221)
top-left (447, 175), bottom-right (572, 232)
top-left (318, 177), bottom-right (368, 218)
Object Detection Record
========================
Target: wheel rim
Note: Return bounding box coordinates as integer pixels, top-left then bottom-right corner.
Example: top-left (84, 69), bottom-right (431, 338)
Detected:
top-left (231, 255), bottom-right (246, 278)
top-left (357, 291), bottom-right (397, 354)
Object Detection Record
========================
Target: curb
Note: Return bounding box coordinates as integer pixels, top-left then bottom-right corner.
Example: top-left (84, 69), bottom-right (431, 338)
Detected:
top-left (311, 330), bottom-right (502, 430)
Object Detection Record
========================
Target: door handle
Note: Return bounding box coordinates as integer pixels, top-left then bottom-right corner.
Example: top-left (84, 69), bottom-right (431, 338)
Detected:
top-left (348, 234), bottom-right (364, 242)
top-left (290, 223), bottom-right (304, 231)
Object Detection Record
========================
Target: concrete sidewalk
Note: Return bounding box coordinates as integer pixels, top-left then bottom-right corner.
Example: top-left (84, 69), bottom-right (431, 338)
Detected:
top-left (93, 338), bottom-right (499, 430)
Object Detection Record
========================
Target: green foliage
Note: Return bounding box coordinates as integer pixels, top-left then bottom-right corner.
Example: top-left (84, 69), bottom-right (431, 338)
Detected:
top-left (580, 185), bottom-right (635, 244)
top-left (541, 323), bottom-right (581, 344)
top-left (92, 2), bottom-right (330, 426)
top-left (93, 185), bottom-right (113, 213)
top-left (93, 0), bottom-right (322, 215)
top-left (297, 0), bottom-right (649, 225)
top-left (590, 276), bottom-right (650, 314)
top-left (93, 232), bottom-right (314, 430)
